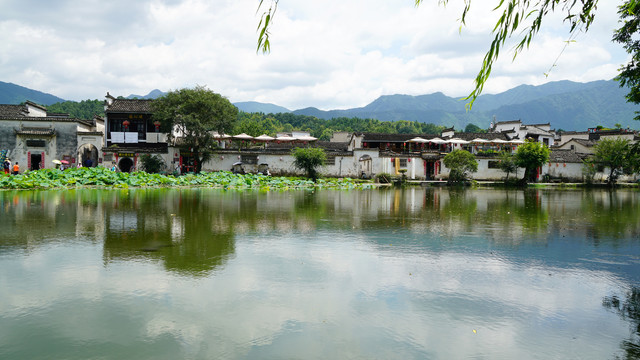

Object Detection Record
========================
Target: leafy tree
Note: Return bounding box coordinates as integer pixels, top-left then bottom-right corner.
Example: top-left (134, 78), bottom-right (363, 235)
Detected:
top-left (464, 123), bottom-right (486, 133)
top-left (139, 154), bottom-right (167, 174)
top-left (581, 158), bottom-right (597, 184)
top-left (614, 1), bottom-right (640, 119)
top-left (498, 151), bottom-right (518, 183)
top-left (292, 147), bottom-right (326, 181)
top-left (515, 139), bottom-right (550, 184)
top-left (257, 0), bottom-right (600, 106)
top-left (443, 149), bottom-right (478, 183)
top-left (152, 86), bottom-right (238, 173)
top-left (592, 137), bottom-right (631, 184)
top-left (47, 99), bottom-right (105, 119)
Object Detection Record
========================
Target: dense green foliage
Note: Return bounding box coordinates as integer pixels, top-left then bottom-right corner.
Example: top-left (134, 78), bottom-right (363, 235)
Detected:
top-left (47, 99), bottom-right (105, 119)
top-left (614, 1), bottom-right (640, 119)
top-left (591, 137), bottom-right (638, 184)
top-left (0, 167), bottom-right (371, 190)
top-left (498, 151), bottom-right (518, 182)
top-left (292, 147), bottom-right (327, 181)
top-left (515, 140), bottom-right (551, 183)
top-left (236, 112), bottom-right (446, 140)
top-left (152, 86), bottom-right (238, 173)
top-left (138, 154), bottom-right (167, 174)
top-left (464, 124), bottom-right (486, 133)
top-left (443, 150), bottom-right (478, 183)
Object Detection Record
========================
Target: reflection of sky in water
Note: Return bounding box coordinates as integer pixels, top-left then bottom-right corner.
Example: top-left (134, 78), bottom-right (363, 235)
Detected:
top-left (0, 188), bottom-right (638, 359)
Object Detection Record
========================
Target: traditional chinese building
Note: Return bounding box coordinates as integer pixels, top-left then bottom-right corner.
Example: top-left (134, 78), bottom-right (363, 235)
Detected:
top-left (103, 94), bottom-right (170, 172)
top-left (0, 101), bottom-right (103, 170)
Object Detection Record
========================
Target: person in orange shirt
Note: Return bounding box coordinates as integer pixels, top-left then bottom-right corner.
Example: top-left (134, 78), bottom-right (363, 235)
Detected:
top-left (12, 162), bottom-right (19, 175)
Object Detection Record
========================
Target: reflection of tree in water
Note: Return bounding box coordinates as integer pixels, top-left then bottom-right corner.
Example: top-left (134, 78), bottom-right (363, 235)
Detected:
top-left (103, 189), bottom-right (236, 277)
top-left (579, 191), bottom-right (640, 242)
top-left (603, 287), bottom-right (640, 359)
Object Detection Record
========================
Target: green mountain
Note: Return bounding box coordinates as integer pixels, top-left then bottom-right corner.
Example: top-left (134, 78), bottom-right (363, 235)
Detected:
top-left (292, 80), bottom-right (640, 130)
top-left (127, 89), bottom-right (166, 99)
top-left (0, 81), bottom-right (65, 105)
top-left (234, 101), bottom-right (290, 114)
top-left (2, 79), bottom-right (639, 130)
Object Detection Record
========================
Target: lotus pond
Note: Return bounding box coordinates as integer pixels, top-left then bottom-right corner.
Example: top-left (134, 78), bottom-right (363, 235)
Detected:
top-left (0, 167), bottom-right (372, 190)
top-left (0, 187), bottom-right (639, 359)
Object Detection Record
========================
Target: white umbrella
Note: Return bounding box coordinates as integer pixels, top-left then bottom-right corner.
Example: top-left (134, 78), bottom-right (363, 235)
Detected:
top-left (254, 134), bottom-right (275, 141)
top-left (509, 139), bottom-right (525, 144)
top-left (407, 137), bottom-right (428, 143)
top-left (471, 138), bottom-right (489, 143)
top-left (447, 138), bottom-right (470, 144)
top-left (406, 136), bottom-right (427, 143)
top-left (275, 135), bottom-right (296, 142)
top-left (52, 159), bottom-right (62, 165)
top-left (428, 137), bottom-right (446, 144)
top-left (213, 132), bottom-right (232, 139)
top-left (233, 133), bottom-right (254, 140)
top-left (295, 135), bottom-right (318, 142)
top-left (491, 139), bottom-right (508, 144)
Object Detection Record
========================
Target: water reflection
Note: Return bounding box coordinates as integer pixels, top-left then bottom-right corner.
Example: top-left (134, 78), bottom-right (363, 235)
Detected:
top-left (1, 188), bottom-right (639, 268)
top-left (604, 287), bottom-right (640, 359)
top-left (0, 188), bottom-right (639, 358)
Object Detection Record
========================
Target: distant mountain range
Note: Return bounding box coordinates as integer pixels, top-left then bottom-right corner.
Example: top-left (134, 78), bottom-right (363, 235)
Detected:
top-left (0, 81), bottom-right (65, 105)
top-left (288, 80), bottom-right (640, 130)
top-left (1, 79), bottom-right (639, 130)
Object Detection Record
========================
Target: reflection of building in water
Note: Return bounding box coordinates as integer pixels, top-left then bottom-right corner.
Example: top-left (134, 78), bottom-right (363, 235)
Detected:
top-left (1, 188), bottom-right (638, 268)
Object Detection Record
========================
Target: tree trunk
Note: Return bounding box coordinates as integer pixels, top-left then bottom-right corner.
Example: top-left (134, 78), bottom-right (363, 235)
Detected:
top-left (194, 149), bottom-right (202, 173)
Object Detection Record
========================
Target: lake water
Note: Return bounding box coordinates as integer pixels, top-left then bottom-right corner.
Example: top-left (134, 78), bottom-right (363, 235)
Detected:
top-left (0, 188), bottom-right (639, 359)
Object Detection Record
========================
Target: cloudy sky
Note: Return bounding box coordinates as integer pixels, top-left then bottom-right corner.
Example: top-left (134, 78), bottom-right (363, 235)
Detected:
top-left (0, 0), bottom-right (628, 110)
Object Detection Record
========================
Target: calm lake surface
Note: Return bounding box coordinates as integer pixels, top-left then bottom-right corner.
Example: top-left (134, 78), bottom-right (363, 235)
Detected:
top-left (1, 188), bottom-right (639, 359)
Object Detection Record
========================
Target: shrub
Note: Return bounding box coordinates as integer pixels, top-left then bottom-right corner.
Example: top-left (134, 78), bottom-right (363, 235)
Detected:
top-left (139, 154), bottom-right (167, 174)
top-left (292, 147), bottom-right (326, 182)
top-left (443, 150), bottom-right (478, 183)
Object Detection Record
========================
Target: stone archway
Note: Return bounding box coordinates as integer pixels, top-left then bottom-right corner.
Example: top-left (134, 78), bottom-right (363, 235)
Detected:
top-left (77, 143), bottom-right (99, 167)
top-left (118, 157), bottom-right (134, 173)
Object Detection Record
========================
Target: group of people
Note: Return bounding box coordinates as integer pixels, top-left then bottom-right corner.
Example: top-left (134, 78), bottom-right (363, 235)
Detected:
top-left (3, 158), bottom-right (19, 175)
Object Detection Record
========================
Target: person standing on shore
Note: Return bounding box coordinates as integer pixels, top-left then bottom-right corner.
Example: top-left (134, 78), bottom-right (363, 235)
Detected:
top-left (3, 158), bottom-right (10, 175)
top-left (12, 162), bottom-right (19, 175)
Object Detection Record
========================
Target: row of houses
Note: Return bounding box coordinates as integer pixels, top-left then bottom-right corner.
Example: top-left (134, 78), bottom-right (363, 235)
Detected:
top-left (0, 94), bottom-right (638, 182)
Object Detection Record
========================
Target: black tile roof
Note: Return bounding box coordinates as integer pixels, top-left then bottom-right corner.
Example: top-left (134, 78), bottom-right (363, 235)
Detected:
top-left (549, 149), bottom-right (589, 163)
top-left (0, 104), bottom-right (26, 117)
top-left (572, 139), bottom-right (597, 147)
top-left (106, 99), bottom-right (153, 113)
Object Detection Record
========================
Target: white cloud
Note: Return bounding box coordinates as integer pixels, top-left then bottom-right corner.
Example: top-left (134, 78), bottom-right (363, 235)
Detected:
top-left (0, 0), bottom-right (629, 110)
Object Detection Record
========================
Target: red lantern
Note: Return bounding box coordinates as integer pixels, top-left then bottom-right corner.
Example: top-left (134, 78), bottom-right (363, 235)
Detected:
top-left (153, 120), bottom-right (161, 132)
top-left (122, 119), bottom-right (130, 130)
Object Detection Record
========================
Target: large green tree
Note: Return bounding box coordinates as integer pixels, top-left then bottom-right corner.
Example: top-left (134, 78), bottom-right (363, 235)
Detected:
top-left (498, 151), bottom-right (518, 183)
top-left (292, 147), bottom-right (326, 181)
top-left (151, 86), bottom-right (238, 173)
top-left (443, 149), bottom-right (478, 183)
top-left (614, 1), bottom-right (640, 118)
top-left (515, 139), bottom-right (550, 184)
top-left (592, 137), bottom-right (632, 184)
